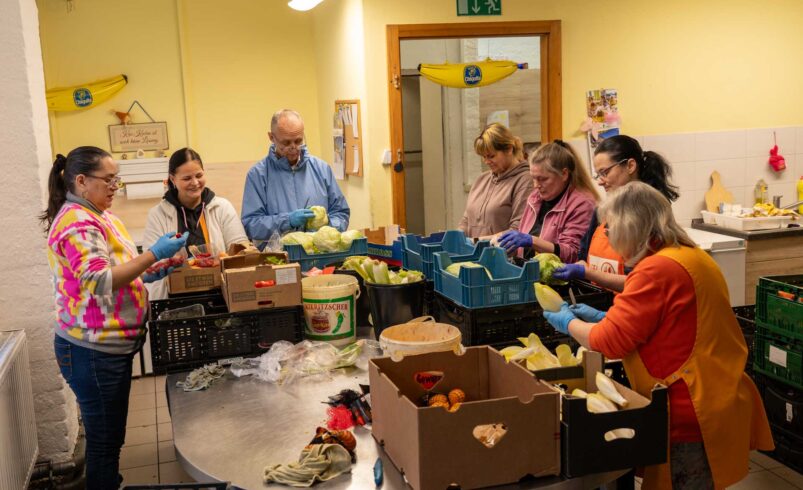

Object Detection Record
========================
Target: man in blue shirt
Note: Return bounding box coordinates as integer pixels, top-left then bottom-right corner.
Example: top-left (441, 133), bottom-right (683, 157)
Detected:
top-left (241, 110), bottom-right (350, 246)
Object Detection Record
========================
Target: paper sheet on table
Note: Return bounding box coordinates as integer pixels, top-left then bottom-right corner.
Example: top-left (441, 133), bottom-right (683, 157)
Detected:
top-left (350, 105), bottom-right (359, 139)
top-left (352, 145), bottom-right (360, 174)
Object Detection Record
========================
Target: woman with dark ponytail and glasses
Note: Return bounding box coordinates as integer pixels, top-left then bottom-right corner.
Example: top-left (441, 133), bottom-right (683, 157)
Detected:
top-left (553, 135), bottom-right (680, 291)
top-left (497, 140), bottom-right (600, 263)
top-left (41, 146), bottom-right (187, 490)
top-left (143, 148), bottom-right (249, 299)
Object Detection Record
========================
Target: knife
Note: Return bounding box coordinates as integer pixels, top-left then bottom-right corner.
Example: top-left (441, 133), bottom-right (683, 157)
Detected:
top-left (568, 288), bottom-right (577, 307)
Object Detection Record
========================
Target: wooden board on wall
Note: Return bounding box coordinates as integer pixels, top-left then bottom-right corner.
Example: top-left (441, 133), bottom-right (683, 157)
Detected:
top-left (479, 69), bottom-right (541, 144)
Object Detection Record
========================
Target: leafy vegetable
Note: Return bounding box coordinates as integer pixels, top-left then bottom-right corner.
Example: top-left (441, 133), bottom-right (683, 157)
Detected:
top-left (340, 229), bottom-right (365, 250)
top-left (535, 253), bottom-right (567, 285)
top-left (340, 256), bottom-right (424, 284)
top-left (311, 226), bottom-right (343, 252)
top-left (281, 232), bottom-right (316, 254)
top-left (264, 255), bottom-right (286, 265)
top-left (445, 262), bottom-right (493, 279)
top-left (306, 206), bottom-right (329, 231)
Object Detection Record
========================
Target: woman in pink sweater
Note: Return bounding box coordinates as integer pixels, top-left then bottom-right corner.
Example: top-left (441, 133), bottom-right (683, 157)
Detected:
top-left (498, 141), bottom-right (599, 263)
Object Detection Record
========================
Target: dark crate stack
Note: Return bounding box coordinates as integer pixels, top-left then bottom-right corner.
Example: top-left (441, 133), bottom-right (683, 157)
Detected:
top-left (750, 275), bottom-right (803, 475)
top-left (148, 290), bottom-right (304, 374)
top-left (430, 280), bottom-right (613, 350)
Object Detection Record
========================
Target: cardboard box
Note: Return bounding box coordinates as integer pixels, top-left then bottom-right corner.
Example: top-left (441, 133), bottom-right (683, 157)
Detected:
top-left (167, 264), bottom-right (221, 295)
top-left (369, 346), bottom-right (560, 490)
top-left (530, 351), bottom-right (668, 478)
top-left (220, 252), bottom-right (302, 313)
top-left (363, 225), bottom-right (404, 266)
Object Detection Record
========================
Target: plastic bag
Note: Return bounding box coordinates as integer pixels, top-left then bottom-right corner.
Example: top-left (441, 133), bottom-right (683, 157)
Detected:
top-left (157, 304), bottom-right (205, 321)
top-left (263, 230), bottom-right (284, 253)
top-left (229, 340), bottom-right (365, 385)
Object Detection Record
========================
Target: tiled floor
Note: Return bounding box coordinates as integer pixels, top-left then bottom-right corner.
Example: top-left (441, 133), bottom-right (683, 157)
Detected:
top-left (121, 375), bottom-right (196, 486)
top-left (120, 375), bottom-right (803, 489)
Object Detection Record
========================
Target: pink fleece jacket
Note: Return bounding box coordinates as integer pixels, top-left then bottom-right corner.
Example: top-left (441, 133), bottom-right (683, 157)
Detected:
top-left (518, 185), bottom-right (596, 263)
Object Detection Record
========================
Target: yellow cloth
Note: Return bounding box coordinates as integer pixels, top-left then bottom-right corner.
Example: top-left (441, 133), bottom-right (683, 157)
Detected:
top-left (263, 444), bottom-right (352, 487)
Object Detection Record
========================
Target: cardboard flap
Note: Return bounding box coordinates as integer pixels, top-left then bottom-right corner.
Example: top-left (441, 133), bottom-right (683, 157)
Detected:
top-left (221, 252), bottom-right (288, 271)
top-left (363, 225), bottom-right (402, 245)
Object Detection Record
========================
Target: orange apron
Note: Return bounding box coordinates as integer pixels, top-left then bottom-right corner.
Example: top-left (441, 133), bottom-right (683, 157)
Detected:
top-left (621, 246), bottom-right (773, 489)
top-left (587, 224), bottom-right (626, 275)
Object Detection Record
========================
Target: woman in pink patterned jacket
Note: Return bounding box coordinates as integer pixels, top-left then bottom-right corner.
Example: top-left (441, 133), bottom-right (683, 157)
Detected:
top-left (41, 146), bottom-right (187, 490)
top-left (497, 141), bottom-right (600, 263)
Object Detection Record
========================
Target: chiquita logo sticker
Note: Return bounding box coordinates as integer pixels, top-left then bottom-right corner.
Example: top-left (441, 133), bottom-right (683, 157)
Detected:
top-left (414, 371), bottom-right (445, 391)
top-left (72, 88), bottom-right (92, 108)
top-left (463, 65), bottom-right (482, 86)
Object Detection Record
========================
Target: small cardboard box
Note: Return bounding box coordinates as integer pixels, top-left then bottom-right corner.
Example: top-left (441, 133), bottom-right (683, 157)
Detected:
top-left (363, 225), bottom-right (404, 266)
top-left (220, 252), bottom-right (302, 313)
top-left (530, 351), bottom-right (669, 478)
top-left (167, 265), bottom-right (221, 295)
top-left (369, 346), bottom-right (560, 490)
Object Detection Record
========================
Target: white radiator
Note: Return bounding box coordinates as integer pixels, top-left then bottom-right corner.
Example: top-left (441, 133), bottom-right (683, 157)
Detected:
top-left (0, 330), bottom-right (38, 489)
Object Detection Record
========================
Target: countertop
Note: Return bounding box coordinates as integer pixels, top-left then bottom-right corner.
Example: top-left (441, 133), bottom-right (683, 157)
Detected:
top-left (691, 219), bottom-right (803, 240)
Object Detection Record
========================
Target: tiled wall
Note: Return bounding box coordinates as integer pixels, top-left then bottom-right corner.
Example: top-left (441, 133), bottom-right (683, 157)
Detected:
top-left (571, 127), bottom-right (803, 227)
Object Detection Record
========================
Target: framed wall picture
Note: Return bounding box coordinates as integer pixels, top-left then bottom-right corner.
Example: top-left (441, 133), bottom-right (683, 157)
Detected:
top-left (108, 122), bottom-right (169, 153)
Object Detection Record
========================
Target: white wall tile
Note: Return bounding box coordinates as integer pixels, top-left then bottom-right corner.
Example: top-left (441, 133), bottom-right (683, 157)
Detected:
top-left (746, 127), bottom-right (797, 157)
top-left (744, 155), bottom-right (795, 187)
top-left (670, 161), bottom-right (696, 191)
top-left (643, 133), bottom-right (696, 163)
top-left (796, 128), bottom-right (803, 155)
top-left (694, 130), bottom-right (746, 161)
top-left (694, 158), bottom-right (745, 191)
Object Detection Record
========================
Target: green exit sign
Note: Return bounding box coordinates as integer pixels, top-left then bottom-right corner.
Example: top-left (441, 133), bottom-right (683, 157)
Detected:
top-left (457, 0), bottom-right (501, 16)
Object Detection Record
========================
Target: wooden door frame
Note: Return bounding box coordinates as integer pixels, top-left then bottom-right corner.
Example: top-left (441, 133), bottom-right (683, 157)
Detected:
top-left (386, 20), bottom-right (562, 228)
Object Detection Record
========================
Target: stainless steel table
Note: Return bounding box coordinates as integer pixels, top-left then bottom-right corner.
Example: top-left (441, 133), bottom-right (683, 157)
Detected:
top-left (166, 368), bottom-right (628, 489)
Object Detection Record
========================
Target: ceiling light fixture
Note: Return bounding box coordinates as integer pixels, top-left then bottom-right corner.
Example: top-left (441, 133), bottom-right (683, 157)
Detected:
top-left (288, 0), bottom-right (324, 11)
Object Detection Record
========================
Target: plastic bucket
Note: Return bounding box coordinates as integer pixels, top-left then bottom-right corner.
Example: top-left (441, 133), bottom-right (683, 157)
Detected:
top-left (328, 260), bottom-right (400, 329)
top-left (379, 316), bottom-right (463, 361)
top-left (366, 280), bottom-right (426, 339)
top-left (301, 275), bottom-right (360, 347)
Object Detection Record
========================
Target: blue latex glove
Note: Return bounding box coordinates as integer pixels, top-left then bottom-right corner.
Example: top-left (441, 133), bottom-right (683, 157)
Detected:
top-left (553, 263), bottom-right (586, 281)
top-left (289, 209), bottom-right (315, 228)
top-left (497, 230), bottom-right (533, 252)
top-left (569, 303), bottom-right (607, 323)
top-left (543, 302), bottom-right (576, 335)
top-left (150, 232), bottom-right (188, 261)
top-left (142, 265), bottom-right (176, 284)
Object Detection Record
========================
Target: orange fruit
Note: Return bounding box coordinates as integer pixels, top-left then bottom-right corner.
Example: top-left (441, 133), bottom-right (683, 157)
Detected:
top-left (448, 388), bottom-right (466, 405)
top-left (427, 394), bottom-right (448, 407)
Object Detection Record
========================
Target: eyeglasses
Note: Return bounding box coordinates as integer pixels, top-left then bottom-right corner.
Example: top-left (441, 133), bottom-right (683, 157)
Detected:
top-left (85, 175), bottom-right (124, 189)
top-left (593, 159), bottom-right (629, 180)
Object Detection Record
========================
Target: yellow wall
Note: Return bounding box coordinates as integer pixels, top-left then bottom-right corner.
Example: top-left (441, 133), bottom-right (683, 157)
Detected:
top-left (38, 0), bottom-right (187, 156)
top-left (310, 0), bottom-right (372, 229)
top-left (177, 0), bottom-right (322, 163)
top-left (360, 0), bottom-right (803, 225)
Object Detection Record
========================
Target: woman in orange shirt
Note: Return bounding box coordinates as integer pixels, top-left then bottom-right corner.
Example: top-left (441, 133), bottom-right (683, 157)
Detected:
top-left (553, 135), bottom-right (679, 292)
top-left (543, 182), bottom-right (772, 489)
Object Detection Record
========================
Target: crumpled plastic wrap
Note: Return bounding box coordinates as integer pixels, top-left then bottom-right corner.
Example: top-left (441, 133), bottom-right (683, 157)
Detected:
top-left (230, 339), bottom-right (373, 385)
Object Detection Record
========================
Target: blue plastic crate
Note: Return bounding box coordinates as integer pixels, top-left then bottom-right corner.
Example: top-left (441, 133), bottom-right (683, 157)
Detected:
top-left (433, 247), bottom-right (540, 308)
top-left (283, 237), bottom-right (368, 272)
top-left (400, 230), bottom-right (489, 278)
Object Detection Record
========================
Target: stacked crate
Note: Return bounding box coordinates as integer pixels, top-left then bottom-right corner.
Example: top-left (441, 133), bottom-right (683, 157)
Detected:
top-left (752, 274), bottom-right (803, 473)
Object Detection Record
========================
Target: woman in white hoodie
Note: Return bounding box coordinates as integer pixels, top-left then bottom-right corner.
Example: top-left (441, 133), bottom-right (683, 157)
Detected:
top-left (143, 148), bottom-right (249, 299)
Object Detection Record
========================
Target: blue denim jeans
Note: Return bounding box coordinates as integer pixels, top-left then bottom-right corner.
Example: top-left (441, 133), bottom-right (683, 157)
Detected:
top-left (54, 335), bottom-right (135, 490)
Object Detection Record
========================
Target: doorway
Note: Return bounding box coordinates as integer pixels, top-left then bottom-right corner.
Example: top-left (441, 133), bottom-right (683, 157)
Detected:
top-left (386, 21), bottom-right (562, 230)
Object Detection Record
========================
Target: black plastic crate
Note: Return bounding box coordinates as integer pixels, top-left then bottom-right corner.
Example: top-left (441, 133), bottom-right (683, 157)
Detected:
top-left (431, 280), bottom-right (613, 347)
top-left (765, 423), bottom-right (803, 474)
top-left (148, 296), bottom-right (304, 374)
top-left (150, 290), bottom-right (228, 322)
top-left (755, 374), bottom-right (803, 435)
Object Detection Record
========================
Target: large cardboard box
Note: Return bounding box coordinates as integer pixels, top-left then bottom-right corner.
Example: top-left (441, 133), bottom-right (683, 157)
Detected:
top-left (530, 351), bottom-right (668, 478)
top-left (369, 346), bottom-right (560, 490)
top-left (220, 252), bottom-right (302, 313)
top-left (167, 265), bottom-right (221, 295)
